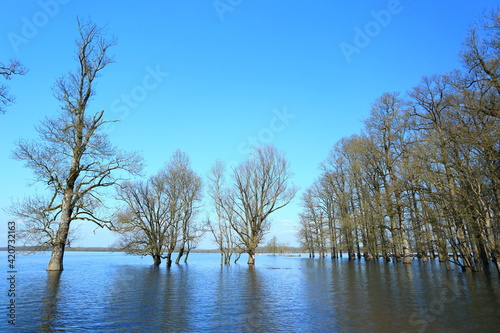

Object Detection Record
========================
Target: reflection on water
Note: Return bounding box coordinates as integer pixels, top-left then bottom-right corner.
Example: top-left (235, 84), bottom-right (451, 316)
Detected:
top-left (39, 271), bottom-right (62, 332)
top-left (2, 252), bottom-right (500, 332)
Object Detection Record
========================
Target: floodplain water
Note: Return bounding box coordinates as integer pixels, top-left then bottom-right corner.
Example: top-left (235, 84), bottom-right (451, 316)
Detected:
top-left (2, 252), bottom-right (500, 332)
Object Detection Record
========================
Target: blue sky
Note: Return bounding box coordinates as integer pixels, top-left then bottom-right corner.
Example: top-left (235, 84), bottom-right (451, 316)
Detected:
top-left (1, 0), bottom-right (498, 248)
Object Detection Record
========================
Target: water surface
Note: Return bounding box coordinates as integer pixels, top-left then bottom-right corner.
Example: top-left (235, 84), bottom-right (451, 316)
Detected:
top-left (2, 252), bottom-right (500, 332)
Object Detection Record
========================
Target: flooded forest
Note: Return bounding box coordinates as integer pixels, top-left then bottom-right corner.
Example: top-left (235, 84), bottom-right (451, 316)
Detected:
top-left (297, 12), bottom-right (500, 274)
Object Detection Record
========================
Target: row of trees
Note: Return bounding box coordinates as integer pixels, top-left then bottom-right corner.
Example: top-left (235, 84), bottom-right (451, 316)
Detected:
top-left (114, 145), bottom-right (296, 267)
top-left (9, 19), bottom-right (297, 270)
top-left (297, 11), bottom-right (500, 273)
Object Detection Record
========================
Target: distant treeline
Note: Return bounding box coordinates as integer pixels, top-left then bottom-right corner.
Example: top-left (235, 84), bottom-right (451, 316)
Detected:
top-left (0, 246), bottom-right (302, 254)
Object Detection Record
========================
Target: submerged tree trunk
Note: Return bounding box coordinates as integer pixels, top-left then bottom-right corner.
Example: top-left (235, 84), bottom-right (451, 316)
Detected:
top-left (176, 246), bottom-right (185, 264)
top-left (247, 250), bottom-right (256, 265)
top-left (152, 254), bottom-right (161, 266)
top-left (46, 239), bottom-right (67, 271)
top-left (46, 197), bottom-right (72, 271)
top-left (166, 253), bottom-right (173, 268)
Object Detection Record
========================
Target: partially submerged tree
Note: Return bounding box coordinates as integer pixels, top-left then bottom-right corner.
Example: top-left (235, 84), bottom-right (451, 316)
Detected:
top-left (167, 151), bottom-right (203, 265)
top-left (0, 59), bottom-right (27, 114)
top-left (227, 145), bottom-right (297, 264)
top-left (12, 19), bottom-right (143, 271)
top-left (206, 160), bottom-right (240, 265)
top-left (114, 175), bottom-right (170, 266)
top-left (114, 150), bottom-right (202, 267)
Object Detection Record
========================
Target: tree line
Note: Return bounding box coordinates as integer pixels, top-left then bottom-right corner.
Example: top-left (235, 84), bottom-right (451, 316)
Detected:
top-left (6, 11), bottom-right (500, 275)
top-left (297, 11), bottom-right (500, 274)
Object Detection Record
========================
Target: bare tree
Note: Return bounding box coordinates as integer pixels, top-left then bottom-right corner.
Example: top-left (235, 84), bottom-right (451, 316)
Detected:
top-left (461, 9), bottom-right (500, 113)
top-left (365, 92), bottom-right (413, 264)
top-left (12, 19), bottom-right (143, 271)
top-left (0, 59), bottom-right (27, 114)
top-left (114, 175), bottom-right (170, 266)
top-left (206, 160), bottom-right (240, 265)
top-left (168, 151), bottom-right (203, 265)
top-left (265, 235), bottom-right (288, 255)
top-left (228, 145), bottom-right (297, 264)
top-left (114, 151), bottom-right (202, 267)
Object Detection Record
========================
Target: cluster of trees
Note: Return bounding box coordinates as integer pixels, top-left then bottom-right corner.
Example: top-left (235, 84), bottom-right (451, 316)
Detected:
top-left (264, 235), bottom-right (290, 255)
top-left (206, 146), bottom-right (297, 265)
top-left (297, 12), bottom-right (500, 273)
top-left (114, 144), bottom-right (296, 267)
top-left (113, 150), bottom-right (203, 267)
top-left (8, 20), bottom-right (296, 270)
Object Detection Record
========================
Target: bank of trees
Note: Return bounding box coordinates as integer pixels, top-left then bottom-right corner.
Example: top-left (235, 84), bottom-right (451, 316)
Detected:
top-left (297, 12), bottom-right (500, 273)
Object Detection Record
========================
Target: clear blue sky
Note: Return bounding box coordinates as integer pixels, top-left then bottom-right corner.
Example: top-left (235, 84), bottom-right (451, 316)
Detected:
top-left (1, 0), bottom-right (498, 248)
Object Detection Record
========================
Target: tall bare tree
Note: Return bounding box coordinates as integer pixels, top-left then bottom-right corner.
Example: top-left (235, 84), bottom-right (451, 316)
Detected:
top-left (206, 160), bottom-right (239, 265)
top-left (168, 151), bottom-right (203, 265)
top-left (12, 19), bottom-right (143, 271)
top-left (228, 145), bottom-right (297, 264)
top-left (0, 59), bottom-right (27, 114)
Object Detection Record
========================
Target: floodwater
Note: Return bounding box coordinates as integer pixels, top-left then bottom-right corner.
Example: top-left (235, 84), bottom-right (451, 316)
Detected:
top-left (2, 252), bottom-right (500, 332)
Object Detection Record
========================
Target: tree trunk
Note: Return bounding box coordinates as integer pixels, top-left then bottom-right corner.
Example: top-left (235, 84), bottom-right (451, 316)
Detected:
top-left (402, 233), bottom-right (412, 264)
top-left (46, 240), bottom-right (66, 271)
top-left (175, 246), bottom-right (185, 264)
top-left (247, 250), bottom-right (255, 265)
top-left (152, 254), bottom-right (161, 266)
top-left (166, 253), bottom-right (172, 268)
top-left (46, 197), bottom-right (72, 271)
